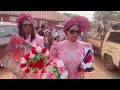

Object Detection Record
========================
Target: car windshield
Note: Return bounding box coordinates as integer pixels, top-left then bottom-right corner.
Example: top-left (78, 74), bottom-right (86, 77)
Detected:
top-left (112, 23), bottom-right (120, 30)
top-left (107, 32), bottom-right (120, 44)
top-left (0, 25), bottom-right (18, 38)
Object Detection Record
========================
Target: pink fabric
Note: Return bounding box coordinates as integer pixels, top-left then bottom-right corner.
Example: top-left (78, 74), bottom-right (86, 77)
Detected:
top-left (63, 16), bottom-right (90, 35)
top-left (26, 33), bottom-right (44, 48)
top-left (64, 20), bottom-right (79, 35)
top-left (72, 16), bottom-right (90, 32)
top-left (16, 12), bottom-right (34, 26)
top-left (49, 40), bottom-right (94, 79)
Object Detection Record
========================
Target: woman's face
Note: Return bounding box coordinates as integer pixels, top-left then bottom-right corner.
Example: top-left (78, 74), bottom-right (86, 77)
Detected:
top-left (22, 20), bottom-right (33, 34)
top-left (66, 25), bottom-right (81, 42)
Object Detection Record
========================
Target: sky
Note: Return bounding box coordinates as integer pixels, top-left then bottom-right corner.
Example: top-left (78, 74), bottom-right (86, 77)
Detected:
top-left (58, 11), bottom-right (94, 21)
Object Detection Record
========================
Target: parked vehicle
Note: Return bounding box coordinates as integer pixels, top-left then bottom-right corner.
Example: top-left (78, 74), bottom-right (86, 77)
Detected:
top-left (87, 26), bottom-right (120, 71)
top-left (0, 22), bottom-right (18, 67)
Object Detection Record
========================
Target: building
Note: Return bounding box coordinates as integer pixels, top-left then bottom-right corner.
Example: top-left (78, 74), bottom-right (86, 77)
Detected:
top-left (0, 11), bottom-right (70, 29)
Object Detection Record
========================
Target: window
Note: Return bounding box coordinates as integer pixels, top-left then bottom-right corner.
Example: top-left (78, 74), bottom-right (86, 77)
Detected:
top-left (0, 17), bottom-right (3, 22)
top-left (59, 22), bottom-right (64, 26)
top-left (107, 32), bottom-right (120, 44)
top-left (9, 16), bottom-right (18, 22)
top-left (112, 23), bottom-right (120, 30)
top-left (40, 20), bottom-right (47, 27)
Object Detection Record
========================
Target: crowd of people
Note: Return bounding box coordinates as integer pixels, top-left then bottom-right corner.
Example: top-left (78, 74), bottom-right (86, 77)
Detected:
top-left (36, 24), bottom-right (67, 50)
top-left (0, 12), bottom-right (94, 79)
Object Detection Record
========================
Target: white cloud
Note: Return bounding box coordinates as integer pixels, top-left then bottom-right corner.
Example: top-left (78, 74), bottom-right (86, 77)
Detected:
top-left (58, 11), bottom-right (94, 21)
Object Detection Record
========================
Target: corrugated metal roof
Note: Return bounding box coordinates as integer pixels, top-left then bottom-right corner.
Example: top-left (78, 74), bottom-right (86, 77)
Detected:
top-left (0, 11), bottom-right (70, 21)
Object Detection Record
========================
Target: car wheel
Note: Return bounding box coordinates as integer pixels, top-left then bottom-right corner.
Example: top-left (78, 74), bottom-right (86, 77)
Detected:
top-left (103, 55), bottom-right (116, 71)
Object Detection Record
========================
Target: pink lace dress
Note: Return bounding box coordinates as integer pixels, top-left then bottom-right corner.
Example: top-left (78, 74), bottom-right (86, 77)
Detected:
top-left (49, 40), bottom-right (94, 79)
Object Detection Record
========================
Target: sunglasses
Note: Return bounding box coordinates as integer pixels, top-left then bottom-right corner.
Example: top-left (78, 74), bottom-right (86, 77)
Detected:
top-left (68, 29), bottom-right (81, 35)
top-left (23, 24), bottom-right (32, 28)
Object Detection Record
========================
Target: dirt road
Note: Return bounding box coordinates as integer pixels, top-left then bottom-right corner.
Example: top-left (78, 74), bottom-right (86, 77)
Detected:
top-left (85, 56), bottom-right (120, 79)
top-left (0, 56), bottom-right (120, 79)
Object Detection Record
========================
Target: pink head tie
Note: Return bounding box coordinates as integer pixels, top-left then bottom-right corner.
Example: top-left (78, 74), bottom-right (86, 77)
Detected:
top-left (63, 19), bottom-right (79, 35)
top-left (71, 16), bottom-right (90, 32)
top-left (16, 12), bottom-right (34, 26)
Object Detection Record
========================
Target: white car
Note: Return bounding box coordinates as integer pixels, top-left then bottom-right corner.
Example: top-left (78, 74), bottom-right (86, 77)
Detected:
top-left (0, 22), bottom-right (18, 67)
top-left (0, 22), bottom-right (18, 45)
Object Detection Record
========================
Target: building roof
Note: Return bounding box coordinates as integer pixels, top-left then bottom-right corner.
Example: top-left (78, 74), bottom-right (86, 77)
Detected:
top-left (0, 11), bottom-right (70, 21)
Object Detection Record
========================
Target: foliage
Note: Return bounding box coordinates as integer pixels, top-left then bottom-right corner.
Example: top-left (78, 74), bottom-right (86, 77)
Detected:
top-left (63, 13), bottom-right (79, 18)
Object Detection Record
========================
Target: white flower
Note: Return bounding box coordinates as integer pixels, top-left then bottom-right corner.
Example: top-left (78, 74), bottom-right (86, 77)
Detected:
top-left (80, 62), bottom-right (92, 69)
top-left (21, 66), bottom-right (27, 71)
top-left (60, 71), bottom-right (68, 79)
top-left (29, 51), bottom-right (35, 59)
top-left (20, 57), bottom-right (27, 64)
top-left (80, 62), bottom-right (86, 69)
top-left (36, 46), bottom-right (42, 53)
top-left (85, 62), bottom-right (92, 68)
top-left (57, 60), bottom-right (65, 67)
top-left (44, 50), bottom-right (49, 56)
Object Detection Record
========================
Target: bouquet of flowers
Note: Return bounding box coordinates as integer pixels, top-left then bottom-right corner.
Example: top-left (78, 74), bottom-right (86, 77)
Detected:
top-left (40, 58), bottom-right (68, 79)
top-left (20, 46), bottom-right (50, 74)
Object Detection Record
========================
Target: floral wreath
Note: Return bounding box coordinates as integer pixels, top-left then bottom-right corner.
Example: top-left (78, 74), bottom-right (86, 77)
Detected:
top-left (20, 46), bottom-right (49, 74)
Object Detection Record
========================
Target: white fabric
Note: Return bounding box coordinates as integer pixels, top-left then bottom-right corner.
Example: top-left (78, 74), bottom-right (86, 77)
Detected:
top-left (52, 32), bottom-right (59, 38)
top-left (80, 62), bottom-right (92, 70)
top-left (59, 30), bottom-right (66, 41)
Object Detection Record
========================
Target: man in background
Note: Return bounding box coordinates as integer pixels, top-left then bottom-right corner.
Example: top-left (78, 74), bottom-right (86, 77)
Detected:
top-left (38, 24), bottom-right (45, 37)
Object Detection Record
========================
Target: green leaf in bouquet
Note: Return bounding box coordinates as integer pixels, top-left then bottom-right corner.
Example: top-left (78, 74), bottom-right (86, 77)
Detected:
top-left (28, 59), bottom-right (32, 62)
top-left (32, 68), bottom-right (38, 71)
top-left (56, 75), bottom-right (60, 79)
top-left (34, 55), bottom-right (40, 61)
top-left (29, 59), bottom-right (34, 63)
top-left (43, 59), bottom-right (47, 65)
top-left (52, 66), bottom-right (58, 72)
top-left (38, 53), bottom-right (45, 59)
top-left (51, 66), bottom-right (61, 78)
top-left (54, 72), bottom-right (60, 79)
top-left (32, 59), bottom-right (34, 62)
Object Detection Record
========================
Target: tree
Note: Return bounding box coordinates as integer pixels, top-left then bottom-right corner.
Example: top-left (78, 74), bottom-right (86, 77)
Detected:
top-left (63, 13), bottom-right (78, 18)
top-left (93, 11), bottom-right (120, 21)
top-left (93, 11), bottom-right (120, 26)
top-left (90, 20), bottom-right (99, 30)
top-left (92, 11), bottom-right (120, 38)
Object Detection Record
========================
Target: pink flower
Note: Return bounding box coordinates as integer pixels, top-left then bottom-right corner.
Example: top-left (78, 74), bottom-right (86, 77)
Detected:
top-left (58, 67), bottom-right (66, 74)
top-left (40, 73), bottom-right (46, 79)
top-left (47, 71), bottom-right (55, 79)
top-left (52, 59), bottom-right (58, 66)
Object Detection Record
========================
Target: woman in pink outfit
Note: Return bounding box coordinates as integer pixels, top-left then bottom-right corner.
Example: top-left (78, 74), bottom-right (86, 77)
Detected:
top-left (16, 12), bottom-right (44, 48)
top-left (12, 12), bottom-right (44, 79)
top-left (49, 16), bottom-right (94, 79)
